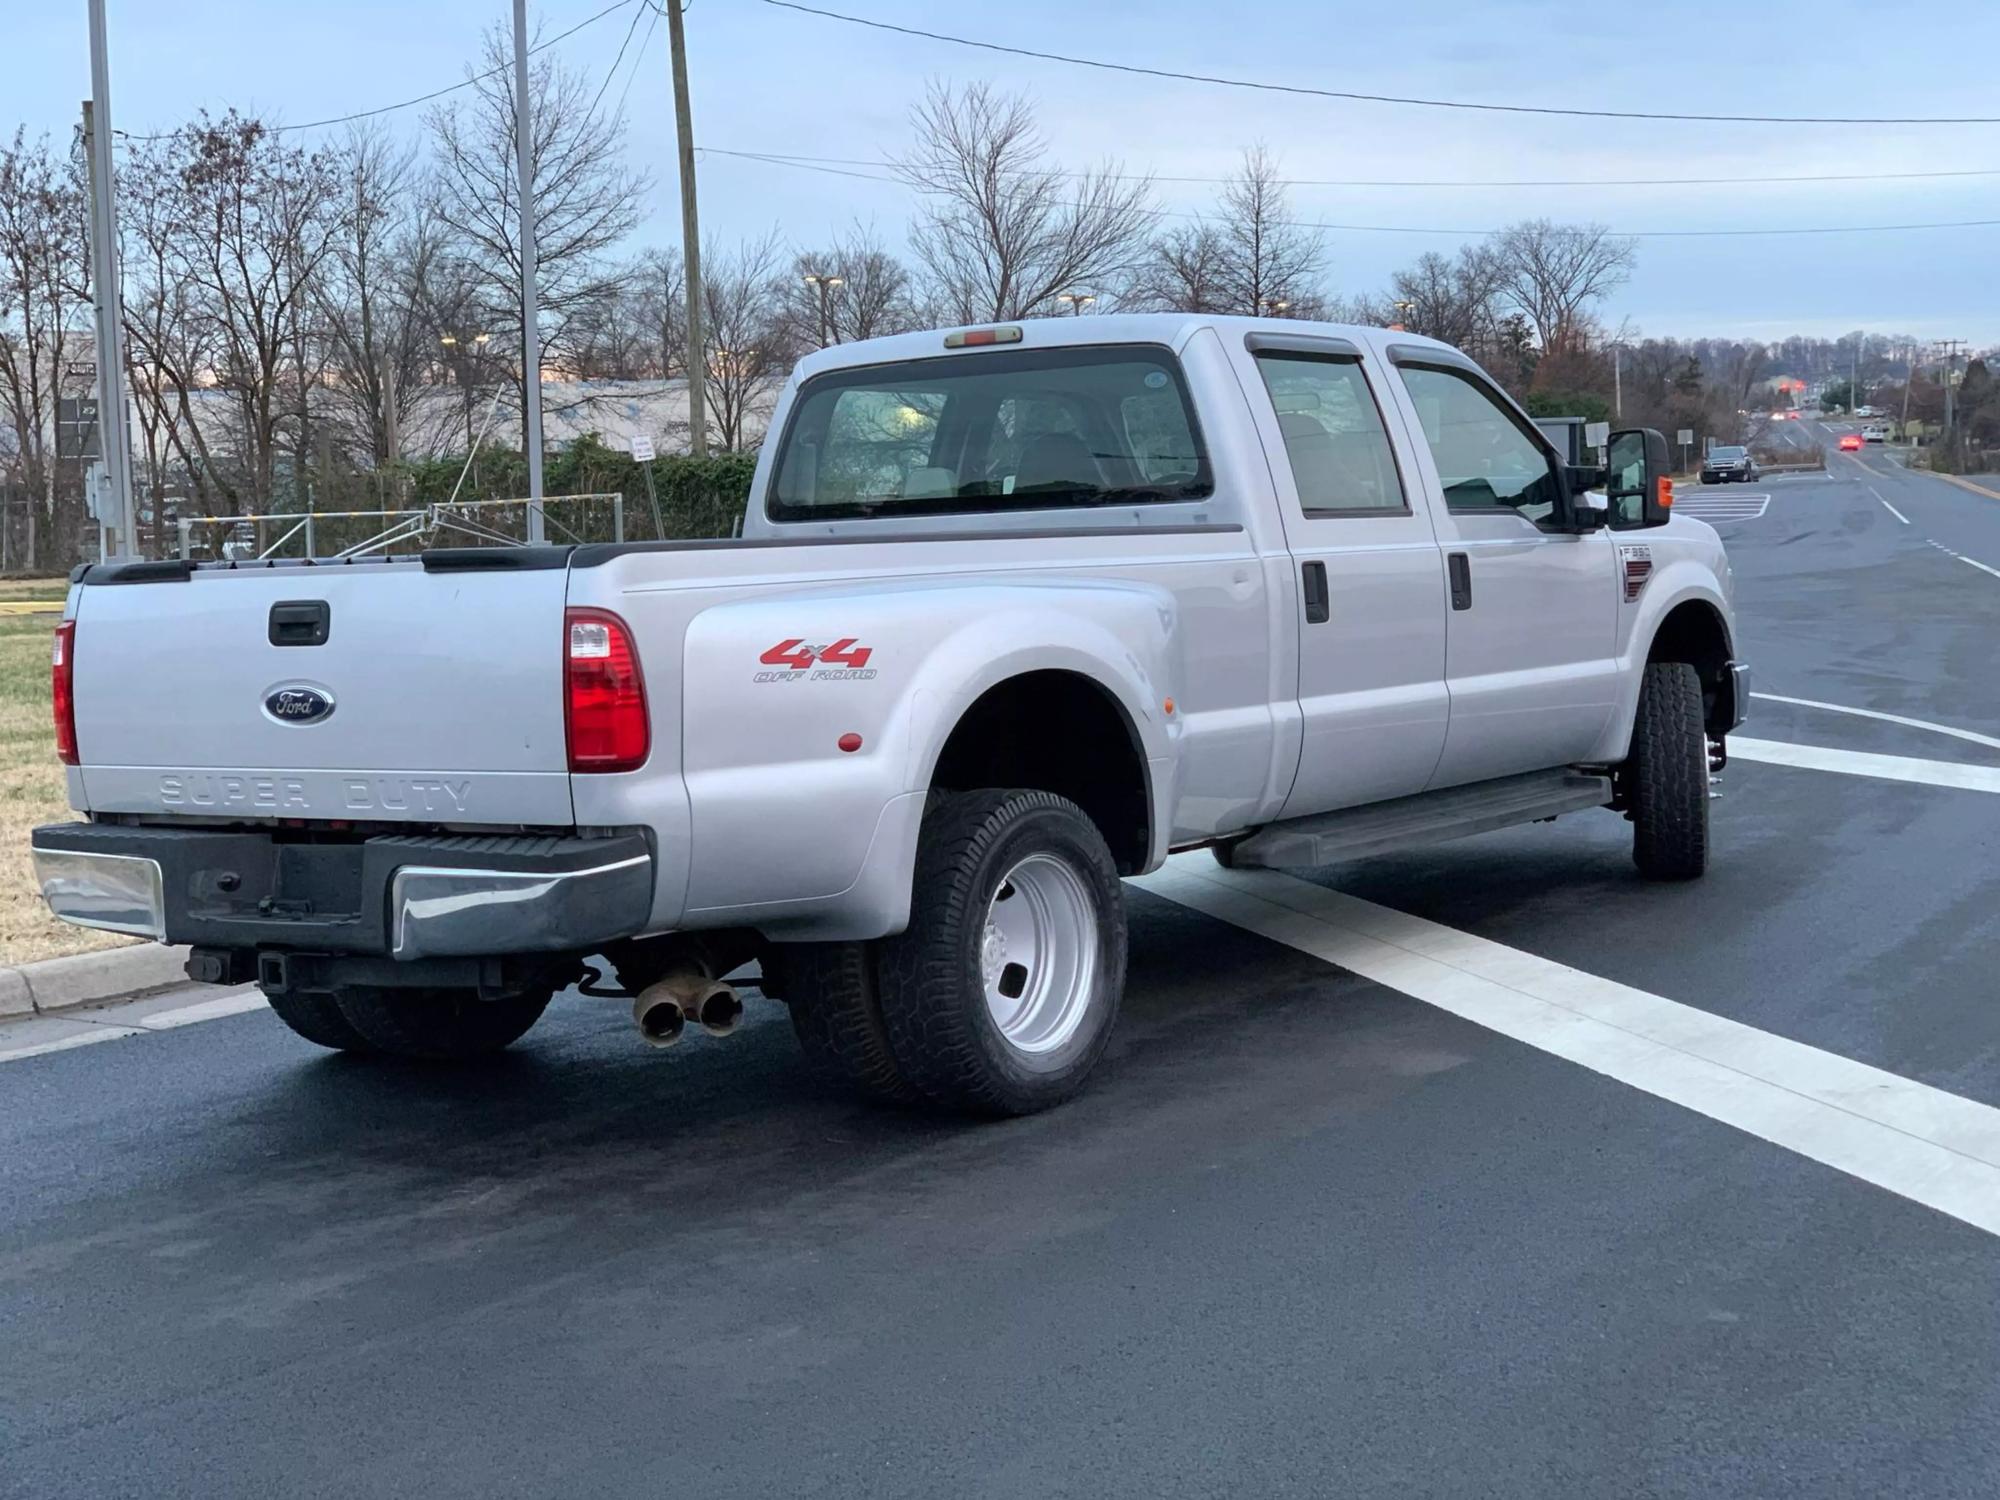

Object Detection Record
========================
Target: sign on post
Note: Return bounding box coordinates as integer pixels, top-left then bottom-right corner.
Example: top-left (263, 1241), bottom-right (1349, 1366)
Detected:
top-left (630, 432), bottom-right (656, 463)
top-left (57, 397), bottom-right (101, 460)
top-left (1676, 428), bottom-right (1693, 446)
top-left (1584, 421), bottom-right (1609, 450)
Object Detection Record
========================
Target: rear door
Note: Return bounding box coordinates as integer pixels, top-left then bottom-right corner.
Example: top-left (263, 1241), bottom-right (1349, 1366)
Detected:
top-left (1382, 351), bottom-right (1619, 789)
top-left (69, 559), bottom-right (576, 826)
top-left (1238, 332), bottom-right (1450, 818)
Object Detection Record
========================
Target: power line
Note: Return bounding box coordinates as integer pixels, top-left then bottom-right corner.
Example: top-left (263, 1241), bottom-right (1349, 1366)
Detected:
top-left (700, 144), bottom-right (2000, 192)
top-left (706, 147), bottom-right (2000, 239)
top-left (116, 0), bottom-right (644, 142)
top-left (611, 1), bottom-right (665, 122)
top-left (584, 0), bottom-right (653, 124)
top-left (759, 0), bottom-right (2000, 126)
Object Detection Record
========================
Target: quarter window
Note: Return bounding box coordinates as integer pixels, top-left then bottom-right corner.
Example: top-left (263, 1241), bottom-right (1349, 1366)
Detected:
top-left (1397, 364), bottom-right (1563, 522)
top-left (1254, 353), bottom-right (1407, 516)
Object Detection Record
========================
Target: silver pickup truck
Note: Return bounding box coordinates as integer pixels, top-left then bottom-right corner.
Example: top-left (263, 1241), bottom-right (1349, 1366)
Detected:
top-left (34, 315), bottom-right (1746, 1114)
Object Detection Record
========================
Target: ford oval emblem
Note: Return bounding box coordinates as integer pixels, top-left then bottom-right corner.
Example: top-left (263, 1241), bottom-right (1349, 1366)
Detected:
top-left (264, 684), bottom-right (335, 725)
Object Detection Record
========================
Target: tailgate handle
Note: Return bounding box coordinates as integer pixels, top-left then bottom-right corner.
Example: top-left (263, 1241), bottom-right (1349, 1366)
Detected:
top-left (269, 600), bottom-right (331, 647)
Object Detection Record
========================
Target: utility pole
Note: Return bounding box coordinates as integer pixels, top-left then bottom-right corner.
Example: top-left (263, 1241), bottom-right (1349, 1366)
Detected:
top-left (82, 4), bottom-right (136, 558)
top-left (666, 0), bottom-right (707, 457)
top-left (1850, 331), bottom-right (1860, 415)
top-left (513, 0), bottom-right (546, 540)
top-left (1937, 338), bottom-right (1967, 447)
top-left (1899, 343), bottom-right (1916, 438)
top-left (1612, 343), bottom-right (1623, 420)
top-left (381, 353), bottom-right (400, 475)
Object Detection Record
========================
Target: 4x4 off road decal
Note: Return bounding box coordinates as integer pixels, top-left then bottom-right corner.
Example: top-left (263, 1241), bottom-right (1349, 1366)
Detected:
top-left (755, 638), bottom-right (878, 683)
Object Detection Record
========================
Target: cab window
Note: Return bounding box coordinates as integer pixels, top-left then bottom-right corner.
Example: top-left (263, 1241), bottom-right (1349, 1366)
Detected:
top-left (1254, 352), bottom-right (1407, 516)
top-left (769, 345), bottom-right (1211, 521)
top-left (1397, 364), bottom-right (1563, 523)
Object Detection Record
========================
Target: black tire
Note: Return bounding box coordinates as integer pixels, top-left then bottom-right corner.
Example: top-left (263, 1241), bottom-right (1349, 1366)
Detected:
top-left (330, 985), bottom-right (550, 1061)
top-left (1627, 661), bottom-right (1710, 881)
top-left (263, 986), bottom-right (374, 1053)
top-left (875, 790), bottom-right (1127, 1117)
top-left (775, 942), bottom-right (922, 1105)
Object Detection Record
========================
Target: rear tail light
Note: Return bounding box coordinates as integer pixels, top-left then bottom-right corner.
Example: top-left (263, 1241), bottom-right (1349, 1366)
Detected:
top-left (565, 608), bottom-right (648, 773)
top-left (52, 620), bottom-right (77, 765)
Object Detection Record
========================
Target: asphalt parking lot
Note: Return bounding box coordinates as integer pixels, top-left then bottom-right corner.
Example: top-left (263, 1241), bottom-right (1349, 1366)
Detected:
top-left (7, 441), bottom-right (2000, 1498)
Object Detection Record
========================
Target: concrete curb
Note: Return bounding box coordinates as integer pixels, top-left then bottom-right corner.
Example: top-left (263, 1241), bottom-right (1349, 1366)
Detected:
top-left (1925, 470), bottom-right (2000, 502)
top-left (0, 944), bottom-right (191, 1020)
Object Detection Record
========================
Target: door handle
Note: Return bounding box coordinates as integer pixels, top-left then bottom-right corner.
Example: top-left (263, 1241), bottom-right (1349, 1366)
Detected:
top-left (1300, 560), bottom-right (1330, 624)
top-left (1447, 552), bottom-right (1472, 611)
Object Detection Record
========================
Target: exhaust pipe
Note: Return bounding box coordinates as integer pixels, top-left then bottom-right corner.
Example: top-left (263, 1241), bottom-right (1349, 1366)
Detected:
top-left (631, 971), bottom-right (743, 1045)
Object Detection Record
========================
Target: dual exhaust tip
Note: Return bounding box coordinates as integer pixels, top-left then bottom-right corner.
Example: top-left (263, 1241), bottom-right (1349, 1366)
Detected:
top-left (632, 972), bottom-right (744, 1048)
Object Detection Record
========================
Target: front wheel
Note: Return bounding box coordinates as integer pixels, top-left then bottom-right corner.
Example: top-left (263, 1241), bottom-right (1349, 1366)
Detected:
top-left (874, 790), bottom-right (1127, 1116)
top-left (1626, 661), bottom-right (1710, 881)
top-left (329, 986), bottom-right (550, 1060)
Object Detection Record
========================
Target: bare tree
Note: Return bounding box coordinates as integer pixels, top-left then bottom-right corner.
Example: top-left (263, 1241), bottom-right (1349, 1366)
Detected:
top-left (1125, 222), bottom-right (1230, 313)
top-left (1211, 146), bottom-right (1326, 316)
top-left (778, 224), bottom-right (915, 349)
top-left (315, 123), bottom-right (443, 474)
top-left (896, 82), bottom-right (1154, 322)
top-left (701, 235), bottom-right (784, 451)
top-left (1390, 246), bottom-right (1501, 350)
top-left (0, 129), bottom-right (90, 566)
top-left (1489, 219), bottom-right (1636, 354)
top-left (160, 112), bottom-right (344, 508)
top-left (427, 25), bottom-right (647, 447)
top-left (632, 247), bottom-right (685, 378)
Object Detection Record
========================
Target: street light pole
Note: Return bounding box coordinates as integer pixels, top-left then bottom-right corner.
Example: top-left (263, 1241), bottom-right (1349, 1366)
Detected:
top-left (1056, 292), bottom-right (1095, 316)
top-left (83, 1), bottom-right (136, 557)
top-left (802, 272), bottom-right (843, 347)
top-left (512, 0), bottom-right (545, 541)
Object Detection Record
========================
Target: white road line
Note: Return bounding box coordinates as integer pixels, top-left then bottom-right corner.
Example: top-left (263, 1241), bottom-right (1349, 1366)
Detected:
top-left (1730, 737), bottom-right (2000, 794)
top-left (0, 989), bottom-right (268, 1065)
top-left (0, 1026), bottom-right (143, 1064)
top-left (1929, 538), bottom-right (2000, 580)
top-left (1750, 693), bottom-right (2000, 754)
top-left (134, 991), bottom-right (267, 1029)
top-left (1136, 857), bottom-right (2000, 1238)
top-left (1867, 486), bottom-right (1911, 525)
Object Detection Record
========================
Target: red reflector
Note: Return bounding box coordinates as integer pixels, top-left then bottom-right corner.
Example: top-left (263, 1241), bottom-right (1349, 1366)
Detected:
top-left (52, 620), bottom-right (77, 765)
top-left (565, 608), bottom-right (649, 773)
top-left (837, 732), bottom-right (863, 753)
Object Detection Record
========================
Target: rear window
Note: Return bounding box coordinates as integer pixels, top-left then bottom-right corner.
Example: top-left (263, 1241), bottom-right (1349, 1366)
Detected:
top-left (767, 345), bottom-right (1212, 521)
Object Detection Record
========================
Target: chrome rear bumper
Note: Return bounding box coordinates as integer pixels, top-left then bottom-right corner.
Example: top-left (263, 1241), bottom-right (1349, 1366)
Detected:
top-left (31, 824), bottom-right (653, 959)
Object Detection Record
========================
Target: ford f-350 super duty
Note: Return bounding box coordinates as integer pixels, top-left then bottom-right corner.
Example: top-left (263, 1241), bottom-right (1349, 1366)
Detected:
top-left (33, 316), bottom-right (1745, 1115)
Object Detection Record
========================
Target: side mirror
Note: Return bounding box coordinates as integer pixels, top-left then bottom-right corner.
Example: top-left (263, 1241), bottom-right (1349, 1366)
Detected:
top-left (1606, 427), bottom-right (1673, 528)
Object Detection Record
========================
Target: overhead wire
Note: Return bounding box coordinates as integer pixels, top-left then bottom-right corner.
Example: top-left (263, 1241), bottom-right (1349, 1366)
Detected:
top-left (116, 0), bottom-right (646, 142)
top-left (757, 0), bottom-right (2000, 126)
top-left (699, 145), bottom-right (2000, 192)
top-left (706, 147), bottom-right (2000, 239)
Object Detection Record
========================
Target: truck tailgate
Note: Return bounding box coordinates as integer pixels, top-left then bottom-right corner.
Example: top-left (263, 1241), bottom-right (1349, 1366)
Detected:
top-left (69, 562), bottom-right (575, 826)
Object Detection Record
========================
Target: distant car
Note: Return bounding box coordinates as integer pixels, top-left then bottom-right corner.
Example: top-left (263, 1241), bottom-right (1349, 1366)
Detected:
top-left (1855, 405), bottom-right (1878, 418)
top-left (1700, 445), bottom-right (1759, 484)
top-left (1862, 424), bottom-right (1889, 444)
top-left (1785, 410), bottom-right (1801, 420)
top-left (1839, 433), bottom-right (1864, 452)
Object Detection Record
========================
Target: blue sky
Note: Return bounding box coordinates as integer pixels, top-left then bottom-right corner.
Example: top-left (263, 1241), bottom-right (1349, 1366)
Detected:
top-left (15, 0), bottom-right (2000, 342)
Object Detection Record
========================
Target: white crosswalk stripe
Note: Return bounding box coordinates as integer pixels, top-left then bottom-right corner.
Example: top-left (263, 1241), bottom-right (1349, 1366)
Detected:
top-left (1674, 489), bottom-right (1770, 522)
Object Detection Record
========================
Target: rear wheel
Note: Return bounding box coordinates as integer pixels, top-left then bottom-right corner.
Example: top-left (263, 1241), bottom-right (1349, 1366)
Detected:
top-left (263, 987), bottom-right (374, 1053)
top-left (329, 986), bottom-right (550, 1060)
top-left (874, 790), bottom-right (1126, 1117)
top-left (774, 942), bottom-right (921, 1105)
top-left (1626, 661), bottom-right (1710, 881)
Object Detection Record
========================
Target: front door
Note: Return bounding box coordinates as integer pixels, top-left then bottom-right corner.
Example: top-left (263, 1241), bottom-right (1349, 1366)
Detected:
top-left (1385, 358), bottom-right (1619, 789)
top-left (1243, 336), bottom-right (1450, 819)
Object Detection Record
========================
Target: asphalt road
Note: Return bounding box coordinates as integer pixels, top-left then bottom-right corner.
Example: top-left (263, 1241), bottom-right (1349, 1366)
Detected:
top-left (9, 446), bottom-right (2000, 1498)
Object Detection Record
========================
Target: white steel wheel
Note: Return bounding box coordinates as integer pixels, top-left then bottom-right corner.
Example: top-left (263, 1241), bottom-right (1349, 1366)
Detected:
top-left (981, 853), bottom-right (1100, 1055)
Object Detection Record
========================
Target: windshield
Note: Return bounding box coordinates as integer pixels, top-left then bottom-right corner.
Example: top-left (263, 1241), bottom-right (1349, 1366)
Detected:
top-left (767, 345), bottom-right (1212, 521)
top-left (1712, 446), bottom-right (1747, 459)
